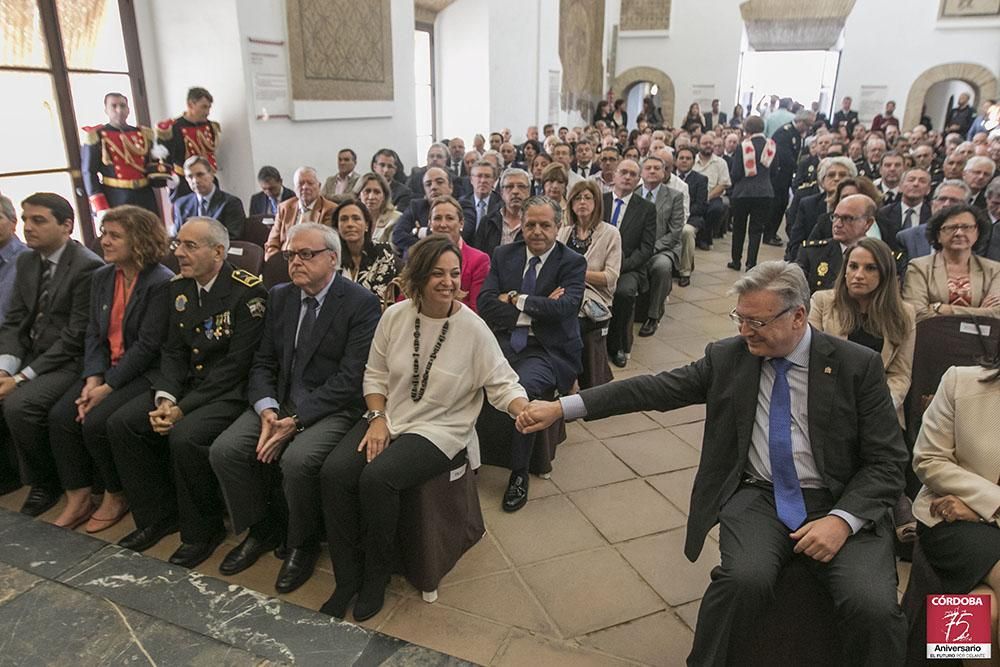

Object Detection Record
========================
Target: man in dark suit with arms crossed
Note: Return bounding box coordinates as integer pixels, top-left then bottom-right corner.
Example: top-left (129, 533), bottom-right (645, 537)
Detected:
top-left (517, 261), bottom-right (907, 666)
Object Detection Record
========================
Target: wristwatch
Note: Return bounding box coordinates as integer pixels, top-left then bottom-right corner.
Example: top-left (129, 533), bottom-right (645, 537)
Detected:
top-left (12, 373), bottom-right (27, 386)
top-left (363, 409), bottom-right (386, 424)
top-left (292, 414), bottom-right (304, 433)
top-left (506, 290), bottom-right (519, 303)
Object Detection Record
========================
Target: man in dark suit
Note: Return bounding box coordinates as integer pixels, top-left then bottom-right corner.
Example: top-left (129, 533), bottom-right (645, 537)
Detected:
top-left (372, 149), bottom-right (413, 211)
top-left (897, 179), bottom-right (971, 263)
top-left (875, 168), bottom-right (932, 251)
top-left (703, 99), bottom-right (727, 131)
top-left (675, 147), bottom-right (711, 250)
top-left (107, 218), bottom-right (266, 567)
top-left (407, 143), bottom-right (470, 197)
top-left (517, 261), bottom-right (907, 666)
top-left (211, 223), bottom-right (379, 593)
top-left (637, 156), bottom-right (686, 337)
top-left (570, 139), bottom-right (600, 178)
top-left (854, 136), bottom-right (885, 180)
top-left (603, 160), bottom-right (657, 368)
top-left (392, 167), bottom-right (475, 257)
top-left (249, 166), bottom-right (295, 217)
top-left (767, 111), bottom-right (812, 246)
top-left (471, 169), bottom-right (530, 258)
top-left (446, 136), bottom-right (468, 178)
top-left (0, 193), bottom-right (104, 513)
top-left (965, 156), bottom-right (996, 212)
top-left (173, 156), bottom-right (246, 240)
top-left (832, 96), bottom-right (859, 136)
top-left (478, 196), bottom-right (586, 512)
top-left (460, 159), bottom-right (502, 244)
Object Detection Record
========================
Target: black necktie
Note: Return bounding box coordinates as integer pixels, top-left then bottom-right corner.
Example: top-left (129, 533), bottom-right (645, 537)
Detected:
top-left (31, 259), bottom-right (54, 341)
top-left (903, 208), bottom-right (914, 230)
top-left (290, 297), bottom-right (318, 409)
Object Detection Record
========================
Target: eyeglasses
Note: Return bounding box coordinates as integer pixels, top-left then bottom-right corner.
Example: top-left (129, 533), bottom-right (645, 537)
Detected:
top-left (939, 223), bottom-right (977, 235)
top-left (729, 306), bottom-right (793, 330)
top-left (170, 239), bottom-right (205, 252)
top-left (282, 248), bottom-right (331, 261)
top-left (830, 213), bottom-right (868, 224)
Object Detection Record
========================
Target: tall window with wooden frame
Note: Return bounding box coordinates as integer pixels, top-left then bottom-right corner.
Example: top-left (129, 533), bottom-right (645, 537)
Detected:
top-left (0, 0), bottom-right (148, 245)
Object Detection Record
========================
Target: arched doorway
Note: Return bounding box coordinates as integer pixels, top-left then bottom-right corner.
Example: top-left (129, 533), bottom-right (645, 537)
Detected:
top-left (611, 67), bottom-right (676, 129)
top-left (903, 63), bottom-right (998, 130)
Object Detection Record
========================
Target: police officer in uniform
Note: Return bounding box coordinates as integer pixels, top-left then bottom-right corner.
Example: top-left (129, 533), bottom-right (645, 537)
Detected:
top-left (81, 93), bottom-right (158, 216)
top-left (107, 218), bottom-right (266, 567)
top-left (796, 194), bottom-right (877, 293)
top-left (766, 110), bottom-right (813, 246)
top-left (157, 87), bottom-right (221, 201)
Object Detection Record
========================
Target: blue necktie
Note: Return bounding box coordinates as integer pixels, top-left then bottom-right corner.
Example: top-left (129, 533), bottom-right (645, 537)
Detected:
top-left (477, 199), bottom-right (487, 228)
top-left (510, 256), bottom-right (540, 353)
top-left (610, 198), bottom-right (623, 227)
top-left (268, 197), bottom-right (278, 216)
top-left (290, 296), bottom-right (318, 409)
top-left (768, 358), bottom-right (807, 530)
top-left (200, 198), bottom-right (209, 216)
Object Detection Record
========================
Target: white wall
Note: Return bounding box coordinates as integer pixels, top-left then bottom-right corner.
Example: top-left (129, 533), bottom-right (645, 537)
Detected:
top-left (614, 0), bottom-right (745, 128)
top-left (832, 0), bottom-right (998, 128)
top-left (435, 0), bottom-right (490, 146)
top-left (134, 0), bottom-right (417, 202)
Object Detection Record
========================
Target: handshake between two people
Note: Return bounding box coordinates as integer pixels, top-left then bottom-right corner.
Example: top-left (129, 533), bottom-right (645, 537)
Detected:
top-left (514, 399), bottom-right (564, 434)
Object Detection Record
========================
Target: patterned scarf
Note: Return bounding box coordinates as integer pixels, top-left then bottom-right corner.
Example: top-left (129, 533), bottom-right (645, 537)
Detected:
top-left (741, 134), bottom-right (776, 177)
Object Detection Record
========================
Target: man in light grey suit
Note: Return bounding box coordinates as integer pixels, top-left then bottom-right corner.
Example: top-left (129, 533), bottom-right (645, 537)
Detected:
top-left (0, 193), bottom-right (103, 514)
top-left (517, 261), bottom-right (907, 666)
top-left (637, 155), bottom-right (686, 337)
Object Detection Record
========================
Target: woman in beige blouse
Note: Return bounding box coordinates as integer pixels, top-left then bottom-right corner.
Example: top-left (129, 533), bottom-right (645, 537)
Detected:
top-left (318, 235), bottom-right (528, 622)
top-left (809, 238), bottom-right (915, 425)
top-left (557, 179), bottom-right (622, 388)
top-left (913, 358), bottom-right (1000, 626)
top-left (903, 204), bottom-right (1000, 321)
top-left (353, 172), bottom-right (399, 247)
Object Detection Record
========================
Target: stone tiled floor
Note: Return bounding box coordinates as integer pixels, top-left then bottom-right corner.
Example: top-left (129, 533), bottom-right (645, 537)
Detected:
top-left (0, 238), bottom-right (913, 666)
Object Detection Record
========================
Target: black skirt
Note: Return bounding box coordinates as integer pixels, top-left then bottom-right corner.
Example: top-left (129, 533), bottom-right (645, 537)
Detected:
top-left (917, 519), bottom-right (1000, 593)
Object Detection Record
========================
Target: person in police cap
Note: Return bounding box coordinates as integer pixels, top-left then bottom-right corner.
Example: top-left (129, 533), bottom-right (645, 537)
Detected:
top-left (107, 217), bottom-right (266, 567)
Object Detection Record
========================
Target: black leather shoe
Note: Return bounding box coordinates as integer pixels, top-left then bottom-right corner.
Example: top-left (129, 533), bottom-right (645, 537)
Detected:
top-left (678, 276), bottom-right (691, 287)
top-left (275, 546), bottom-right (320, 593)
top-left (220, 532), bottom-right (280, 576)
top-left (638, 318), bottom-right (659, 337)
top-left (20, 486), bottom-right (60, 517)
top-left (168, 532), bottom-right (224, 569)
top-left (118, 519), bottom-right (179, 552)
top-left (611, 350), bottom-right (627, 368)
top-left (727, 261), bottom-right (741, 271)
top-left (0, 477), bottom-right (22, 497)
top-left (696, 241), bottom-right (712, 251)
top-left (763, 236), bottom-right (784, 247)
top-left (502, 472), bottom-right (529, 513)
top-left (320, 583), bottom-right (360, 619)
top-left (353, 575), bottom-right (389, 622)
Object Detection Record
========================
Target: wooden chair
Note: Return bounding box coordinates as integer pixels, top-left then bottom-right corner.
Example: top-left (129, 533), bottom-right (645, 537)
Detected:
top-left (395, 453), bottom-right (484, 602)
top-left (227, 241), bottom-right (264, 275)
top-left (242, 214), bottom-right (273, 248)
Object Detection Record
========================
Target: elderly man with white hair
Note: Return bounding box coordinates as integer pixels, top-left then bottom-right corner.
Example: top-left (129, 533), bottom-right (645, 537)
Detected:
top-left (264, 166), bottom-right (337, 260)
top-left (964, 155), bottom-right (997, 211)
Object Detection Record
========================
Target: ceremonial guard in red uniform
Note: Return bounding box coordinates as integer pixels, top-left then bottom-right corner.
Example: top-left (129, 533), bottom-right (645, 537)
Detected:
top-left (157, 87), bottom-right (221, 200)
top-left (81, 92), bottom-right (159, 216)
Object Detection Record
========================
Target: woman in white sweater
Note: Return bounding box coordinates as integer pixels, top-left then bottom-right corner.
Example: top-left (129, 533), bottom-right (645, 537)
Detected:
top-left (318, 235), bottom-right (528, 622)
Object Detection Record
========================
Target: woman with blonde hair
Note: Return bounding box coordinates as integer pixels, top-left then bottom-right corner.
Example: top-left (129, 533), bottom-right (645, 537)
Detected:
top-left (353, 173), bottom-right (400, 247)
top-left (557, 180), bottom-right (621, 388)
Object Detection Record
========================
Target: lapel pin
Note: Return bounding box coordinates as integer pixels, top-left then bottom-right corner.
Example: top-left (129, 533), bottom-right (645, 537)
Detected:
top-left (824, 366), bottom-right (832, 375)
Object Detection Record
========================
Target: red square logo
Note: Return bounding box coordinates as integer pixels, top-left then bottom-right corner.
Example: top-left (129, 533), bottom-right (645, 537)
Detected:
top-left (927, 594), bottom-right (992, 659)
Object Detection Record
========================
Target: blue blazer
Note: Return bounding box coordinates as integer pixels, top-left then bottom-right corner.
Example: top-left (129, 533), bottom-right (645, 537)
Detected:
top-left (247, 276), bottom-right (380, 428)
top-left (477, 240), bottom-right (586, 394)
top-left (248, 187), bottom-right (295, 216)
top-left (896, 224), bottom-right (932, 263)
top-left (83, 262), bottom-right (174, 388)
top-left (173, 188), bottom-right (247, 240)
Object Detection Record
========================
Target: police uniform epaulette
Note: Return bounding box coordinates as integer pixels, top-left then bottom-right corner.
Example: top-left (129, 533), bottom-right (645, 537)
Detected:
top-left (231, 268), bottom-right (261, 287)
top-left (81, 125), bottom-right (102, 145)
top-left (170, 273), bottom-right (186, 281)
top-left (156, 118), bottom-right (175, 140)
top-left (801, 239), bottom-right (829, 247)
top-left (140, 125), bottom-right (155, 143)
top-left (210, 120), bottom-right (222, 135)
top-left (782, 123), bottom-right (792, 131)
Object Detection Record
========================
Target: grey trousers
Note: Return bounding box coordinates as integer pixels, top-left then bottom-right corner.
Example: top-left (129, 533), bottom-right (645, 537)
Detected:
top-left (688, 485), bottom-right (906, 666)
top-left (645, 253), bottom-right (676, 321)
top-left (210, 408), bottom-right (358, 548)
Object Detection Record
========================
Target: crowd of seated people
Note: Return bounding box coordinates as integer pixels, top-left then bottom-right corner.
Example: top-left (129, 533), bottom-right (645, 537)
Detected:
top-left (1, 86), bottom-right (1000, 656)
